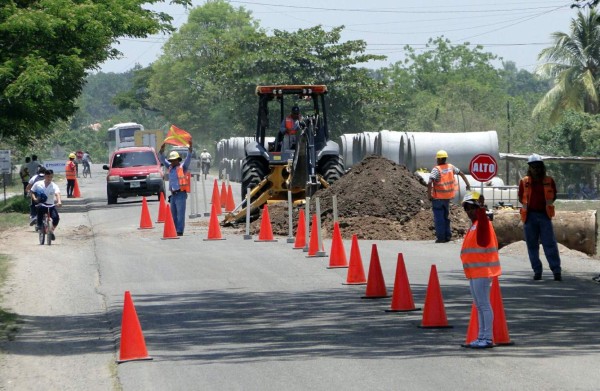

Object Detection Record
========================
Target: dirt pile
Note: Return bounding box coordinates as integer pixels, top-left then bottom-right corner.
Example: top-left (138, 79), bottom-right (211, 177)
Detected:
top-left (247, 155), bottom-right (471, 240)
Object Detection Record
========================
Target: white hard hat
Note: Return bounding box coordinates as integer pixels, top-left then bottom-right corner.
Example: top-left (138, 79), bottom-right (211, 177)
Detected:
top-left (527, 153), bottom-right (543, 164)
top-left (168, 151), bottom-right (181, 161)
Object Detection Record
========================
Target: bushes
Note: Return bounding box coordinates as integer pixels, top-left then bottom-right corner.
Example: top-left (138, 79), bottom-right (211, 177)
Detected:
top-left (0, 195), bottom-right (30, 214)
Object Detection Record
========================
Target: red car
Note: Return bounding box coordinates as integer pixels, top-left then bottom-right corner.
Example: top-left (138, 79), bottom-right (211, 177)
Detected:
top-left (103, 147), bottom-right (165, 204)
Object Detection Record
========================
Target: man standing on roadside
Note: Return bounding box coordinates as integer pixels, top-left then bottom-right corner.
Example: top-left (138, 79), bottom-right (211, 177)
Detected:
top-left (65, 153), bottom-right (77, 198)
top-left (26, 154), bottom-right (42, 180)
top-left (427, 150), bottom-right (471, 243)
top-left (518, 153), bottom-right (562, 281)
top-left (19, 157), bottom-right (31, 197)
top-left (159, 142), bottom-right (193, 236)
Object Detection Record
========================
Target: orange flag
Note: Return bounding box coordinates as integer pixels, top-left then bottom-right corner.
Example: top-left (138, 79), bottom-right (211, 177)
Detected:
top-left (164, 125), bottom-right (192, 147)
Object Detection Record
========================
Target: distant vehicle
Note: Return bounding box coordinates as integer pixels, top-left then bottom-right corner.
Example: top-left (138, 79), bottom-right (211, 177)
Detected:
top-left (134, 129), bottom-right (164, 151)
top-left (107, 122), bottom-right (145, 157)
top-left (102, 147), bottom-right (165, 205)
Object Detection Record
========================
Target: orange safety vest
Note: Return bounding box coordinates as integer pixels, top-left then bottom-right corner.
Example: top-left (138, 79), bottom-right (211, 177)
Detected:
top-left (65, 160), bottom-right (76, 180)
top-left (284, 115), bottom-right (303, 135)
top-left (519, 176), bottom-right (555, 223)
top-left (432, 164), bottom-right (458, 199)
top-left (169, 165), bottom-right (190, 192)
top-left (460, 221), bottom-right (501, 279)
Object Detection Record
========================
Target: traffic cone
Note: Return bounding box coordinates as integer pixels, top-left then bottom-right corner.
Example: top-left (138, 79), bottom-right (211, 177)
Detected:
top-left (293, 209), bottom-right (306, 249)
top-left (464, 303), bottom-right (479, 344)
top-left (361, 244), bottom-right (389, 299)
top-left (161, 204), bottom-right (179, 240)
top-left (385, 253), bottom-right (420, 312)
top-left (306, 214), bottom-right (325, 257)
top-left (138, 197), bottom-right (154, 230)
top-left (73, 178), bottom-right (81, 198)
top-left (117, 291), bottom-right (152, 363)
top-left (491, 276), bottom-right (514, 345)
top-left (327, 222), bottom-right (348, 269)
top-left (156, 192), bottom-right (166, 223)
top-left (225, 184), bottom-right (236, 213)
top-left (220, 181), bottom-right (227, 207)
top-left (342, 234), bottom-right (367, 285)
top-left (204, 203), bottom-right (225, 241)
top-left (211, 179), bottom-right (222, 215)
top-left (255, 204), bottom-right (277, 242)
top-left (418, 265), bottom-right (452, 328)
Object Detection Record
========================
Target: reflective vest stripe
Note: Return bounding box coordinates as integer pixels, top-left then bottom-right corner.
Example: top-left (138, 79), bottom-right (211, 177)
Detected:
top-left (463, 261), bottom-right (501, 269)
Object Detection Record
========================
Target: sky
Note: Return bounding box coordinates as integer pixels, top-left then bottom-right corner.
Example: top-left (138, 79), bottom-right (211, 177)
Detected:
top-left (99, 0), bottom-right (580, 74)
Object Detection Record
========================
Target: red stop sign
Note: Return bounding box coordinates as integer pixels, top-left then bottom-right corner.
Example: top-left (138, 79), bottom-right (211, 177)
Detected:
top-left (469, 154), bottom-right (498, 182)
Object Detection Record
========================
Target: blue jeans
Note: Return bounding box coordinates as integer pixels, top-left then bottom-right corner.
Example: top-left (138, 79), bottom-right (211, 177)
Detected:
top-left (170, 191), bottom-right (188, 234)
top-left (470, 278), bottom-right (493, 341)
top-left (523, 211), bottom-right (562, 274)
top-left (432, 199), bottom-right (451, 241)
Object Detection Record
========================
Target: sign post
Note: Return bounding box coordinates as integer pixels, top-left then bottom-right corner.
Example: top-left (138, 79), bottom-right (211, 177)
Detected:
top-left (469, 153), bottom-right (498, 198)
top-left (0, 150), bottom-right (11, 203)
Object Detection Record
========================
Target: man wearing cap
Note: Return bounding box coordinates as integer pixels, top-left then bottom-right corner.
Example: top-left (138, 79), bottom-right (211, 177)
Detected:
top-left (279, 105), bottom-right (304, 151)
top-left (460, 192), bottom-right (501, 349)
top-left (518, 154), bottom-right (562, 281)
top-left (159, 142), bottom-right (193, 236)
top-left (65, 153), bottom-right (77, 198)
top-left (427, 150), bottom-right (471, 243)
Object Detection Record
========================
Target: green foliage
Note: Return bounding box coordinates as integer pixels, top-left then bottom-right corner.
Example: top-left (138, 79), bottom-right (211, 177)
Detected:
top-left (534, 9), bottom-right (600, 121)
top-left (0, 0), bottom-right (191, 144)
top-left (0, 196), bottom-right (29, 214)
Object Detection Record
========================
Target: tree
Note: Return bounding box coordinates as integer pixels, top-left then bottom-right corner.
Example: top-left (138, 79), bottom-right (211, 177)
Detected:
top-left (0, 0), bottom-right (191, 144)
top-left (534, 10), bottom-right (600, 121)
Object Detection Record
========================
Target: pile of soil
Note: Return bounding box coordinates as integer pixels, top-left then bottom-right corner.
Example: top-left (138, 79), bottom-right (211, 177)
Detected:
top-left (246, 155), bottom-right (471, 240)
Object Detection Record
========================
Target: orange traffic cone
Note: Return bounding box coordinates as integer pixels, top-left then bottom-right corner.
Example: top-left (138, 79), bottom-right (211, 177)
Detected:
top-left (211, 179), bottom-right (222, 215)
top-left (204, 203), bottom-right (225, 241)
top-left (255, 204), bottom-right (277, 242)
top-left (327, 222), bottom-right (348, 269)
top-left (161, 204), bottom-right (179, 240)
top-left (342, 234), bottom-right (367, 285)
top-left (386, 253), bottom-right (420, 312)
top-left (464, 303), bottom-right (479, 344)
top-left (225, 184), bottom-right (236, 213)
top-left (293, 209), bottom-right (306, 249)
top-left (491, 276), bottom-right (513, 345)
top-left (362, 244), bottom-right (389, 299)
top-left (138, 197), bottom-right (154, 230)
top-left (73, 178), bottom-right (81, 198)
top-left (418, 265), bottom-right (452, 328)
top-left (220, 181), bottom-right (227, 207)
top-left (156, 192), bottom-right (166, 223)
top-left (117, 291), bottom-right (152, 363)
top-left (306, 214), bottom-right (326, 257)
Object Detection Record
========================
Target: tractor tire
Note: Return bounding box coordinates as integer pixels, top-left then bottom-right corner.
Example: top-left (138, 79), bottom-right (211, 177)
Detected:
top-left (318, 155), bottom-right (345, 184)
top-left (241, 156), bottom-right (269, 200)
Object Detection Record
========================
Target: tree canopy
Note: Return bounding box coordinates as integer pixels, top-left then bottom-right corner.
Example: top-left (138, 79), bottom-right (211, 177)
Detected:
top-left (0, 0), bottom-right (190, 144)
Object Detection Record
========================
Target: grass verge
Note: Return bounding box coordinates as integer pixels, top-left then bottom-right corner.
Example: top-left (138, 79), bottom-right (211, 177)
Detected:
top-left (0, 254), bottom-right (19, 341)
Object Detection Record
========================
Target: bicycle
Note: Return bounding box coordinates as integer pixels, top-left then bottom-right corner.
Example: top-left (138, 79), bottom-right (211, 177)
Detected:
top-left (38, 204), bottom-right (55, 245)
top-left (201, 162), bottom-right (210, 180)
top-left (82, 161), bottom-right (91, 178)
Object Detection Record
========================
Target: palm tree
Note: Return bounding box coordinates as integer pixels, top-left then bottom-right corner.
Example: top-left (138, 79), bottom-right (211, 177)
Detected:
top-left (534, 10), bottom-right (600, 122)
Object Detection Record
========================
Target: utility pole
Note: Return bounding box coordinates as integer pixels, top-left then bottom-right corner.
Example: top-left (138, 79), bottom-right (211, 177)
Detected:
top-left (506, 101), bottom-right (511, 185)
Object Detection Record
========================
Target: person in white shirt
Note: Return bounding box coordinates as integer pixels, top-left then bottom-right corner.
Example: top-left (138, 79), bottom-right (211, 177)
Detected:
top-left (200, 149), bottom-right (211, 178)
top-left (26, 167), bottom-right (47, 225)
top-left (30, 169), bottom-right (62, 239)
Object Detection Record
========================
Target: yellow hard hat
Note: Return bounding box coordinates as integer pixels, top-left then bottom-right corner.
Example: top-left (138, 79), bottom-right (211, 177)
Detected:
top-left (168, 151), bottom-right (181, 161)
top-left (462, 191), bottom-right (480, 206)
top-left (436, 150), bottom-right (448, 159)
top-left (69, 153), bottom-right (76, 159)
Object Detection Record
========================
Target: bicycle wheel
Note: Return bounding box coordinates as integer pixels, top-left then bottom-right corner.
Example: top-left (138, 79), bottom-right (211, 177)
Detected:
top-left (39, 224), bottom-right (46, 245)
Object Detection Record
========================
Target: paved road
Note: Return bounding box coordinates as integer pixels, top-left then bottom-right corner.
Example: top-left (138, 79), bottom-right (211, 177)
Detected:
top-left (2, 166), bottom-right (600, 390)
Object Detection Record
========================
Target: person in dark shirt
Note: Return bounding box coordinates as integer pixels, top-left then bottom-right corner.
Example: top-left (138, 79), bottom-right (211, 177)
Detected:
top-left (518, 154), bottom-right (562, 281)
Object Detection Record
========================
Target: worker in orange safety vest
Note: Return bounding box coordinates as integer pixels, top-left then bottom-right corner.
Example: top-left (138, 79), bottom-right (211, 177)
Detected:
top-left (460, 191), bottom-right (501, 349)
top-left (279, 105), bottom-right (304, 151)
top-left (159, 142), bottom-right (193, 236)
top-left (65, 153), bottom-right (77, 198)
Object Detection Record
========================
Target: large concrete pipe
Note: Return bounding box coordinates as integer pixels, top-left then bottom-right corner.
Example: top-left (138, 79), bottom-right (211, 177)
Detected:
top-left (408, 131), bottom-right (499, 173)
top-left (375, 130), bottom-right (403, 164)
top-left (339, 133), bottom-right (356, 168)
top-left (352, 134), bottom-right (363, 166)
top-left (361, 132), bottom-right (378, 158)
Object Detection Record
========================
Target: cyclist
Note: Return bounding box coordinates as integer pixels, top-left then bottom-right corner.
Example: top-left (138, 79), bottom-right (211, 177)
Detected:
top-left (200, 148), bottom-right (211, 178)
top-left (82, 151), bottom-right (92, 177)
top-left (26, 167), bottom-right (47, 226)
top-left (30, 169), bottom-right (62, 240)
